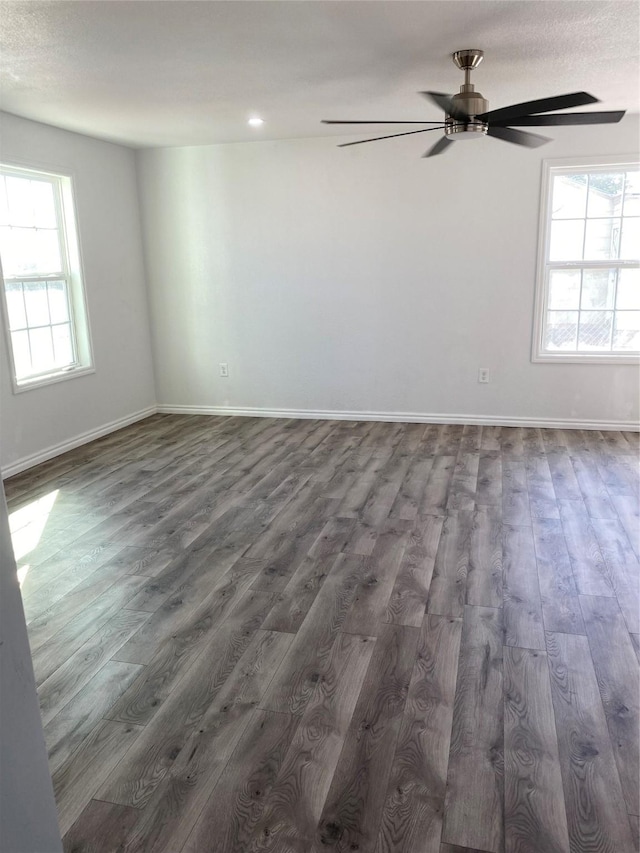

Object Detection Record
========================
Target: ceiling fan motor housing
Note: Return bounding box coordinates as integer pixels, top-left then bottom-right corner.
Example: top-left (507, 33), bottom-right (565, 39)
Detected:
top-left (446, 88), bottom-right (489, 138)
top-left (452, 89), bottom-right (488, 118)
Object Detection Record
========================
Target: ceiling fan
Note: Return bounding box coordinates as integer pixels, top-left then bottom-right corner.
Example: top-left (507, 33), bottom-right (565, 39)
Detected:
top-left (322, 49), bottom-right (626, 157)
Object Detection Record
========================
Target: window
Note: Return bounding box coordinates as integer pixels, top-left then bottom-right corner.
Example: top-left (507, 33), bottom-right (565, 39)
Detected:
top-left (0, 163), bottom-right (93, 390)
top-left (533, 156), bottom-right (640, 363)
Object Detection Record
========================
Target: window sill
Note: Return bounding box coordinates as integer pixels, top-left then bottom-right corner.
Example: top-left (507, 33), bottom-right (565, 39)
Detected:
top-left (12, 365), bottom-right (96, 394)
top-left (532, 352), bottom-right (640, 365)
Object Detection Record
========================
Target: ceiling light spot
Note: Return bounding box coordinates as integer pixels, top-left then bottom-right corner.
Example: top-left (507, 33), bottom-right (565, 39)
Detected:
top-left (248, 117), bottom-right (264, 127)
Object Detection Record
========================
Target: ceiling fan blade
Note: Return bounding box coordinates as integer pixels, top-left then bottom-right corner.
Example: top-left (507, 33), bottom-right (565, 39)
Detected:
top-left (477, 91), bottom-right (598, 123)
top-left (422, 136), bottom-right (453, 158)
top-left (490, 110), bottom-right (626, 127)
top-left (337, 127), bottom-right (445, 147)
top-left (487, 126), bottom-right (550, 148)
top-left (322, 120), bottom-right (446, 125)
top-left (420, 91), bottom-right (469, 121)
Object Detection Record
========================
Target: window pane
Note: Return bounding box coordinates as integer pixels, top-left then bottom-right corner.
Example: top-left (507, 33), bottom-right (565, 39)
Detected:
top-left (0, 226), bottom-right (61, 276)
top-left (549, 220), bottom-right (584, 261)
top-left (52, 323), bottom-right (74, 367)
top-left (545, 310), bottom-right (578, 350)
top-left (0, 225), bottom-right (26, 276)
top-left (5, 281), bottom-right (27, 329)
top-left (617, 269), bottom-right (640, 309)
top-left (47, 280), bottom-right (70, 324)
top-left (10, 228), bottom-right (40, 275)
top-left (23, 281), bottom-right (50, 326)
top-left (613, 311), bottom-right (640, 351)
top-left (587, 172), bottom-right (624, 218)
top-left (11, 329), bottom-right (31, 377)
top-left (32, 228), bottom-right (62, 273)
top-left (584, 218), bottom-right (620, 260)
top-left (578, 310), bottom-right (613, 351)
top-left (29, 326), bottom-right (54, 371)
top-left (5, 176), bottom-right (35, 227)
top-left (30, 180), bottom-right (57, 228)
top-left (620, 218), bottom-right (640, 260)
top-left (548, 269), bottom-right (580, 308)
top-left (581, 269), bottom-right (616, 309)
top-left (624, 171), bottom-right (640, 216)
top-left (552, 174), bottom-right (587, 219)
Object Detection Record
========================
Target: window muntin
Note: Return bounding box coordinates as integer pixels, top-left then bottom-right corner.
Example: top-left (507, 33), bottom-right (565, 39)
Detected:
top-left (0, 164), bottom-right (92, 388)
top-left (535, 161), bottom-right (640, 362)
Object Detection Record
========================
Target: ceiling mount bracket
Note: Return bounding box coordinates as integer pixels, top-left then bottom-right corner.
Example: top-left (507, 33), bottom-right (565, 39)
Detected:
top-left (452, 49), bottom-right (484, 71)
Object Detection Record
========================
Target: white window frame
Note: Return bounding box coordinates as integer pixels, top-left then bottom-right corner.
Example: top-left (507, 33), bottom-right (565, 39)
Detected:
top-left (532, 154), bottom-right (640, 365)
top-left (0, 160), bottom-right (94, 392)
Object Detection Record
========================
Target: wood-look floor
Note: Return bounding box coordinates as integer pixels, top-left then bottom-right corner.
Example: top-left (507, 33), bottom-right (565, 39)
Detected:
top-left (5, 414), bottom-right (640, 853)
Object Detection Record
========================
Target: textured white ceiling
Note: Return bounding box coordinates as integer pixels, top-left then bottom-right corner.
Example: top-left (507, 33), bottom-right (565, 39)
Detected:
top-left (0, 0), bottom-right (637, 148)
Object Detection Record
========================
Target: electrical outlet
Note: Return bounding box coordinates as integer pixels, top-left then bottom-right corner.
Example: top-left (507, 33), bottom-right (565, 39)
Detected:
top-left (478, 368), bottom-right (490, 384)
top-left (219, 363), bottom-right (229, 378)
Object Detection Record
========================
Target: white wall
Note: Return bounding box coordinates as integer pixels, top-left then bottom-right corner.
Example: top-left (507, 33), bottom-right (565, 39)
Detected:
top-left (0, 113), bottom-right (156, 473)
top-left (0, 488), bottom-right (62, 852)
top-left (138, 117), bottom-right (639, 427)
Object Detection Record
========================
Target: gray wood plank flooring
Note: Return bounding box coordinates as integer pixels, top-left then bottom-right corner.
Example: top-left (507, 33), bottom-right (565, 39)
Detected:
top-left (4, 414), bottom-right (639, 852)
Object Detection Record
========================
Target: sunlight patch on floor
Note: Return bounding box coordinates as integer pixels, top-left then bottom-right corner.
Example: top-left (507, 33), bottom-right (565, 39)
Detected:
top-left (9, 490), bottom-right (59, 562)
top-left (16, 564), bottom-right (30, 587)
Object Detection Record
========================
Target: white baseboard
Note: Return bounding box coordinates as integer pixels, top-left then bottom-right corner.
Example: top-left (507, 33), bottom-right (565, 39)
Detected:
top-left (1, 406), bottom-right (158, 480)
top-left (156, 404), bottom-right (639, 432)
top-left (4, 402), bottom-right (637, 479)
